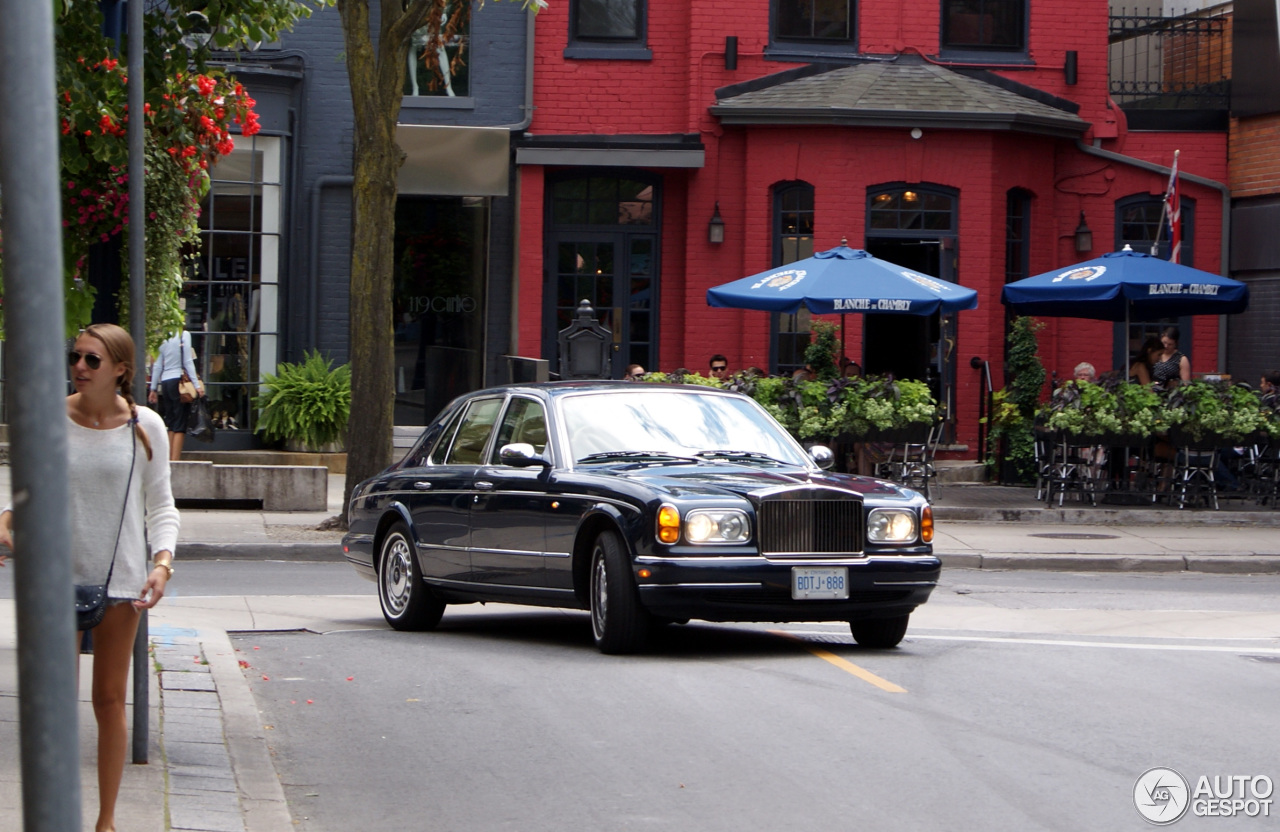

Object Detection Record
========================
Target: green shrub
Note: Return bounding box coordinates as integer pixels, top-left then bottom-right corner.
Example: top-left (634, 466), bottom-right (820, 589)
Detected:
top-left (254, 351), bottom-right (352, 450)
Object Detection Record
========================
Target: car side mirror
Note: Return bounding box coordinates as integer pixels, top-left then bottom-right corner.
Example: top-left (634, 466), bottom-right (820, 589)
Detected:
top-left (808, 444), bottom-right (835, 470)
top-left (499, 443), bottom-right (550, 468)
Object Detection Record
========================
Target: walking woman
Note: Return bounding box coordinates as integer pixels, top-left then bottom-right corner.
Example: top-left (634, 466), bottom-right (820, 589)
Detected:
top-left (1, 323), bottom-right (179, 832)
top-left (147, 328), bottom-right (203, 460)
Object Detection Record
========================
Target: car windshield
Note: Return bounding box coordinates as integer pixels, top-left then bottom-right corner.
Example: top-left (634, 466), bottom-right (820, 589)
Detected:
top-left (560, 389), bottom-right (812, 467)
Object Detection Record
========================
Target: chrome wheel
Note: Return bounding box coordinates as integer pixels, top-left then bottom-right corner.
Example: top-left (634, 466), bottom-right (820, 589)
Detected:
top-left (380, 534), bottom-right (413, 616)
top-left (377, 521), bottom-right (445, 632)
top-left (590, 549), bottom-right (609, 642)
top-left (588, 530), bottom-right (649, 654)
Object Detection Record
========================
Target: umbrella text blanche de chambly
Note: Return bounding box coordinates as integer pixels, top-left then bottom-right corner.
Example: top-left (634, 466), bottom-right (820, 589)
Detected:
top-left (707, 244), bottom-right (978, 316)
top-left (1001, 248), bottom-right (1248, 322)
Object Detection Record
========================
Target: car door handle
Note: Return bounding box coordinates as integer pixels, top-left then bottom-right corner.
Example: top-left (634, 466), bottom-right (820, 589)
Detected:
top-left (475, 481), bottom-right (494, 491)
top-left (413, 481), bottom-right (432, 490)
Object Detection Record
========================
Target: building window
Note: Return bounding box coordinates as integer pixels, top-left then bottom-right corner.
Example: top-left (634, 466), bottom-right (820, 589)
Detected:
top-left (184, 136), bottom-right (282, 441)
top-left (776, 0), bottom-right (854, 42)
top-left (771, 182), bottom-right (815, 376)
top-left (1004, 188), bottom-right (1032, 367)
top-left (567, 0), bottom-right (650, 59)
top-left (941, 0), bottom-right (1026, 53)
top-left (1114, 194), bottom-right (1195, 367)
top-left (405, 2), bottom-right (471, 97)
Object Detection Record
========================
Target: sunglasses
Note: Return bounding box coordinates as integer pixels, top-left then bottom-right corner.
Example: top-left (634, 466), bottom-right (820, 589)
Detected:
top-left (68, 350), bottom-right (103, 370)
top-left (710, 366), bottom-right (727, 373)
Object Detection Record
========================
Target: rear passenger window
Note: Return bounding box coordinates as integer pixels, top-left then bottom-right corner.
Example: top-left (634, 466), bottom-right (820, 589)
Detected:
top-left (429, 409), bottom-right (466, 465)
top-left (443, 398), bottom-right (503, 465)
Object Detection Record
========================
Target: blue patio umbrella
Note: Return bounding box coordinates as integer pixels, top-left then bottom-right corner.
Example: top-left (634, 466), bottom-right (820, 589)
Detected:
top-left (706, 244), bottom-right (979, 316)
top-left (1000, 247), bottom-right (1249, 321)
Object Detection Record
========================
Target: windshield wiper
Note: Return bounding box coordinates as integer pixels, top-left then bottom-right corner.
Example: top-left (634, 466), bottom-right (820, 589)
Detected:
top-left (694, 449), bottom-right (790, 465)
top-left (576, 450), bottom-right (699, 465)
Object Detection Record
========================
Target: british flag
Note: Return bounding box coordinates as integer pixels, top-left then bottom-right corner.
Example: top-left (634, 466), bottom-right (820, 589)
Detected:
top-left (1163, 150), bottom-right (1181, 264)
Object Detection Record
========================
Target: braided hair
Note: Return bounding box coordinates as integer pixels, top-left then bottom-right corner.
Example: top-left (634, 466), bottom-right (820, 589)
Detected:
top-left (82, 324), bottom-right (154, 461)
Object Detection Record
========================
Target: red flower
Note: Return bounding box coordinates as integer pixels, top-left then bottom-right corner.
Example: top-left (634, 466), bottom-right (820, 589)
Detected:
top-left (197, 75), bottom-right (216, 97)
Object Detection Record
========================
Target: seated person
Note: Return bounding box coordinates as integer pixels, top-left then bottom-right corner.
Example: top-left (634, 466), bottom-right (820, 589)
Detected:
top-left (1073, 362), bottom-right (1096, 383)
top-left (1129, 337), bottom-right (1162, 385)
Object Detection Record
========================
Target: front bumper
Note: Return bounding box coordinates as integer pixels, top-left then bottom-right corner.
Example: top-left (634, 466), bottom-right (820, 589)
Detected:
top-left (633, 553), bottom-right (940, 623)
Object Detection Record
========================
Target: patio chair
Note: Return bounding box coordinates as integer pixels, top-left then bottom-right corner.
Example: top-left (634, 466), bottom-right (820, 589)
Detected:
top-left (1045, 434), bottom-right (1105, 506)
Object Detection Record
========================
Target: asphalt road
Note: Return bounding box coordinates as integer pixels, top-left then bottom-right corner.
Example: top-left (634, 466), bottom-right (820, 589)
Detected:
top-left (210, 565), bottom-right (1280, 832)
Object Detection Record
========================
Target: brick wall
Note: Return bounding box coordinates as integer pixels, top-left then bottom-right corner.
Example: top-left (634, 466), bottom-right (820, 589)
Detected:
top-left (518, 0), bottom-right (1226, 452)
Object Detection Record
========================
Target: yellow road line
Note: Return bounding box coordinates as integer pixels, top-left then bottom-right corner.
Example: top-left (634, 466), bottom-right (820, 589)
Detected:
top-left (770, 630), bottom-right (907, 693)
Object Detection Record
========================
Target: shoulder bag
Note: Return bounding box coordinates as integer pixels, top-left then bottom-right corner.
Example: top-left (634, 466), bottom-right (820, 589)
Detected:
top-left (75, 419), bottom-right (138, 630)
top-left (177, 337), bottom-right (197, 404)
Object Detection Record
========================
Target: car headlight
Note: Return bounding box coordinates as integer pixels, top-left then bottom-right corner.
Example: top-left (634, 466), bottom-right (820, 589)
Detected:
top-left (866, 508), bottom-right (918, 543)
top-left (683, 509), bottom-right (751, 544)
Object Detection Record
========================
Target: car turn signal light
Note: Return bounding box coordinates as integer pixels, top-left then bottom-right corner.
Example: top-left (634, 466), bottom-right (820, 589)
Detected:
top-left (921, 506), bottom-right (933, 543)
top-left (657, 504), bottom-right (680, 544)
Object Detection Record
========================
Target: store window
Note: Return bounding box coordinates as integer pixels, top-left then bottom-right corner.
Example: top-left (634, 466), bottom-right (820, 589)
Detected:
top-left (771, 182), bottom-right (815, 376)
top-left (941, 0), bottom-right (1026, 53)
top-left (393, 196), bottom-right (489, 425)
top-left (405, 2), bottom-right (471, 98)
top-left (184, 136), bottom-right (282, 443)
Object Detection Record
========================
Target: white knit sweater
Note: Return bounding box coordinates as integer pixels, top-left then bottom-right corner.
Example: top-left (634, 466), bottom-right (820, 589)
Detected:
top-left (66, 407), bottom-right (180, 598)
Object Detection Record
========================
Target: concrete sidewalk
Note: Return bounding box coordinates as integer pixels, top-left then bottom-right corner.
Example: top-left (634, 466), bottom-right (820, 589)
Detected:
top-left (4, 469), bottom-right (1280, 831)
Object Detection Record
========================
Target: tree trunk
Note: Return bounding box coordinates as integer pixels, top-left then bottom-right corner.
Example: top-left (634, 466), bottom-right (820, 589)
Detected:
top-left (338, 0), bottom-right (436, 521)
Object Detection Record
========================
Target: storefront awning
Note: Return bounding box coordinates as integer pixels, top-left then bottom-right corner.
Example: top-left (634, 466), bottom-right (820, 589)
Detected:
top-left (396, 124), bottom-right (510, 196)
top-left (515, 133), bottom-right (705, 168)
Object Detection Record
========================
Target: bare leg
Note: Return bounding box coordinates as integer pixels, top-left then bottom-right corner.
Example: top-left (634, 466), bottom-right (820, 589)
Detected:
top-left (168, 429), bottom-right (185, 461)
top-left (90, 602), bottom-right (141, 832)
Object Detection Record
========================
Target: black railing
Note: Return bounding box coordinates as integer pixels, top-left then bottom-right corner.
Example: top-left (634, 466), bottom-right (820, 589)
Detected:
top-left (1109, 8), bottom-right (1230, 111)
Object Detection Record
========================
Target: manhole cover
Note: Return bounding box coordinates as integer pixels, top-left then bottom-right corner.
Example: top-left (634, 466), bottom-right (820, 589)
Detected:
top-left (1028, 533), bottom-right (1121, 540)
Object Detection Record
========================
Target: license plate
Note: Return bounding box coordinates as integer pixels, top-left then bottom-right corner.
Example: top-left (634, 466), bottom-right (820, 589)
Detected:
top-left (791, 567), bottom-right (849, 600)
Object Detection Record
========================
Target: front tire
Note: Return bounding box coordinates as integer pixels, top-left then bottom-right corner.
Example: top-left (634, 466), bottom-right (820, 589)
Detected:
top-left (849, 614), bottom-right (910, 649)
top-left (589, 530), bottom-right (649, 654)
top-left (378, 521), bottom-right (445, 631)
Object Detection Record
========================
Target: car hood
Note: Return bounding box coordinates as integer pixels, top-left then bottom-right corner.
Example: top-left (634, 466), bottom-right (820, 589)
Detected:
top-left (595, 462), bottom-right (919, 503)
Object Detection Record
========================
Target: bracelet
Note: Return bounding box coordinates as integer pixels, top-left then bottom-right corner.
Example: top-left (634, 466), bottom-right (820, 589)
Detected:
top-left (153, 562), bottom-right (174, 580)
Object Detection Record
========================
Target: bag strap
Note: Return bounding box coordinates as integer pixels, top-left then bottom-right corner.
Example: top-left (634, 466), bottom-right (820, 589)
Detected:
top-left (102, 411), bottom-right (139, 591)
top-left (180, 337), bottom-right (190, 383)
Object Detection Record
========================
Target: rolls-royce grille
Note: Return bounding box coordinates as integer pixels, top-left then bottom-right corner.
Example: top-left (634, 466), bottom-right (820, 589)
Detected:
top-left (758, 500), bottom-right (863, 557)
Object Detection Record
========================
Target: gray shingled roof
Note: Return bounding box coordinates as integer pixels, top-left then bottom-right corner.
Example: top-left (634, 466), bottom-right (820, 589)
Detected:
top-left (711, 60), bottom-right (1087, 137)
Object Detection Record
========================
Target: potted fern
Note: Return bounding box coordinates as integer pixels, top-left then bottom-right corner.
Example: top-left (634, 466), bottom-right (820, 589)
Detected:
top-left (254, 351), bottom-right (352, 453)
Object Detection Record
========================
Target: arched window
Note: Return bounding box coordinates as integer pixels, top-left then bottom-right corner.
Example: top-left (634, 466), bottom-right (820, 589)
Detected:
top-left (771, 181), bottom-right (815, 376)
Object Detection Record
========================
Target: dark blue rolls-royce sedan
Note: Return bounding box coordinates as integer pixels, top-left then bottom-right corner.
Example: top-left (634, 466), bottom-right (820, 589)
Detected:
top-left (342, 382), bottom-right (940, 653)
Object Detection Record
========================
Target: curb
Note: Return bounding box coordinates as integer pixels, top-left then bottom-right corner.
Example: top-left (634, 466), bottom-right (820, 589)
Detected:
top-left (939, 552), bottom-right (1280, 573)
top-left (933, 507), bottom-right (1280, 527)
top-left (175, 540), bottom-right (1280, 573)
top-left (180, 542), bottom-right (343, 562)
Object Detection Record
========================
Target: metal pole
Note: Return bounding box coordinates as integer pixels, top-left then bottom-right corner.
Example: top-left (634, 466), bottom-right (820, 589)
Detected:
top-left (0, 0), bottom-right (82, 829)
top-left (126, 0), bottom-right (150, 765)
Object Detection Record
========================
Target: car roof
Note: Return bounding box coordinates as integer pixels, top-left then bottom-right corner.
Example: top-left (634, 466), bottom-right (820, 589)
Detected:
top-left (468, 380), bottom-right (742, 399)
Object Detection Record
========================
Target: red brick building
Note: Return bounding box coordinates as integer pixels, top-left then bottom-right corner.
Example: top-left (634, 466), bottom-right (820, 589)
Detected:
top-left (512, 0), bottom-right (1227, 456)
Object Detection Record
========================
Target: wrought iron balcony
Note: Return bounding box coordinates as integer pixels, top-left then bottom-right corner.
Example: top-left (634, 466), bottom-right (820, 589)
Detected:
top-left (1109, 7), bottom-right (1230, 118)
